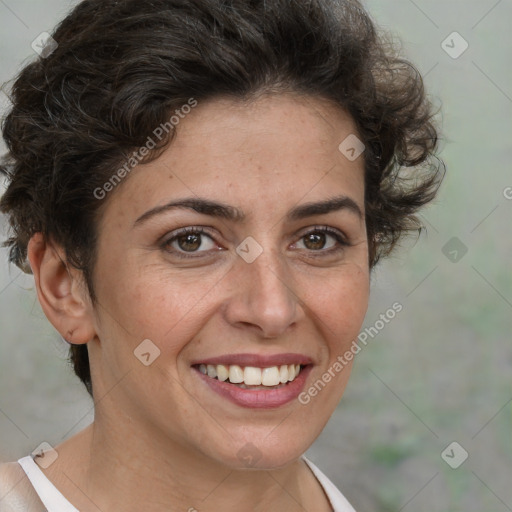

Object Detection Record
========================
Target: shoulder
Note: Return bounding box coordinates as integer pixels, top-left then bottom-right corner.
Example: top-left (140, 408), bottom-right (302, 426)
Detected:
top-left (0, 461), bottom-right (45, 512)
top-left (302, 456), bottom-right (357, 512)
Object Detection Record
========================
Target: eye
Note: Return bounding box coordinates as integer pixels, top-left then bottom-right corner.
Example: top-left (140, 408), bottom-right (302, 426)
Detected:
top-left (293, 226), bottom-right (349, 255)
top-left (161, 225), bottom-right (350, 259)
top-left (161, 227), bottom-right (220, 258)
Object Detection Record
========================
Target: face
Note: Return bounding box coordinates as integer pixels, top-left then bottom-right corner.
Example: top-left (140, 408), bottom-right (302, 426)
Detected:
top-left (87, 93), bottom-right (370, 468)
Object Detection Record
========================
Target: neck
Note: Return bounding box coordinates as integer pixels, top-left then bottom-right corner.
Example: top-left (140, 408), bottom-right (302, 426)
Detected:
top-left (47, 420), bottom-right (327, 512)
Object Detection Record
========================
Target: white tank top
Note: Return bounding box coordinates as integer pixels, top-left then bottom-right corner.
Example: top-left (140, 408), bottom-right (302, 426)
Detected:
top-left (17, 454), bottom-right (356, 512)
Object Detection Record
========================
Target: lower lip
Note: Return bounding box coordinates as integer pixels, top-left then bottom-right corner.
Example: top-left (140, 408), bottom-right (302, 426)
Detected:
top-left (193, 365), bottom-right (313, 409)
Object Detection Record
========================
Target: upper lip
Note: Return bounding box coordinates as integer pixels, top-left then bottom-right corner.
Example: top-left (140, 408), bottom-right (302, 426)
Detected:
top-left (190, 353), bottom-right (313, 367)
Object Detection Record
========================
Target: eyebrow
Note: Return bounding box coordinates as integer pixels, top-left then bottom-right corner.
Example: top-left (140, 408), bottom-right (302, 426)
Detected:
top-left (134, 195), bottom-right (363, 227)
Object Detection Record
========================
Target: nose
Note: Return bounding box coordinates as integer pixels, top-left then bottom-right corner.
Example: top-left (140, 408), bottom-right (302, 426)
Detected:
top-left (223, 245), bottom-right (304, 339)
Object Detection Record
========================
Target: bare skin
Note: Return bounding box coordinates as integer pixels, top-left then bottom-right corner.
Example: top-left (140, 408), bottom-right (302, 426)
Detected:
top-left (12, 93), bottom-right (370, 511)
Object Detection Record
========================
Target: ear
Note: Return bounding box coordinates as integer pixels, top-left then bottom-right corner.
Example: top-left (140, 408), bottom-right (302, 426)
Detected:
top-left (27, 233), bottom-right (96, 345)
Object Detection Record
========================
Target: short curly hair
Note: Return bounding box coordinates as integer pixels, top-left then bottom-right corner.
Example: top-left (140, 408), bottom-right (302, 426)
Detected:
top-left (0, 0), bottom-right (444, 397)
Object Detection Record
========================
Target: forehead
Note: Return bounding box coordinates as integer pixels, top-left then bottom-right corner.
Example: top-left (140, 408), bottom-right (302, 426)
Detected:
top-left (172, 93), bottom-right (360, 164)
top-left (100, 93), bottom-right (365, 227)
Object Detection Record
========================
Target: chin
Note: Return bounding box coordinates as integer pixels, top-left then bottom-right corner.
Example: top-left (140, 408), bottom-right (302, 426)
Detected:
top-left (204, 430), bottom-right (314, 471)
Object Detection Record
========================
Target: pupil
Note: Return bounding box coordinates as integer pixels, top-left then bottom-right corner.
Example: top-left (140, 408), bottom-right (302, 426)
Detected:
top-left (305, 233), bottom-right (325, 250)
top-left (179, 234), bottom-right (201, 251)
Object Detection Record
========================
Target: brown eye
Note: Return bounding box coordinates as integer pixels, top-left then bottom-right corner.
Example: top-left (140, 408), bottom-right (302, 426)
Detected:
top-left (162, 227), bottom-right (218, 257)
top-left (303, 232), bottom-right (330, 250)
top-left (301, 227), bottom-right (349, 252)
top-left (176, 233), bottom-right (202, 252)
top-left (294, 226), bottom-right (350, 256)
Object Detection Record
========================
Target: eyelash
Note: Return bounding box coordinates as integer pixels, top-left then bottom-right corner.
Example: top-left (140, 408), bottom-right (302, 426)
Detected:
top-left (161, 226), bottom-right (351, 260)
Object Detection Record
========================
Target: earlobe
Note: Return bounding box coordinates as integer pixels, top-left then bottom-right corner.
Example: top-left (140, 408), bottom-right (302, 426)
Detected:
top-left (27, 233), bottom-right (96, 345)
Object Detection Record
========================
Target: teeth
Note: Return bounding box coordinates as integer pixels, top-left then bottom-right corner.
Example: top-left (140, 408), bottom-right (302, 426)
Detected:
top-left (197, 363), bottom-right (304, 386)
top-left (216, 364), bottom-right (229, 382)
top-left (262, 366), bottom-right (281, 386)
top-left (279, 365), bottom-right (289, 383)
top-left (244, 366), bottom-right (262, 385)
top-left (228, 365), bottom-right (244, 384)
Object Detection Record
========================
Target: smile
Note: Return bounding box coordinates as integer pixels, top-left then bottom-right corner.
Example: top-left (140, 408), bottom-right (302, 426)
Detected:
top-left (195, 363), bottom-right (303, 389)
top-left (192, 358), bottom-right (313, 408)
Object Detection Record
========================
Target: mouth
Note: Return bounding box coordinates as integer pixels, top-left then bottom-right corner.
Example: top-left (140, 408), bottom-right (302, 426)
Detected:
top-left (193, 363), bottom-right (305, 389)
top-left (191, 358), bottom-right (313, 408)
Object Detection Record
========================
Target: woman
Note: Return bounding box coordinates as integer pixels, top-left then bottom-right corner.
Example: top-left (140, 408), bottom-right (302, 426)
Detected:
top-left (0, 0), bottom-right (443, 510)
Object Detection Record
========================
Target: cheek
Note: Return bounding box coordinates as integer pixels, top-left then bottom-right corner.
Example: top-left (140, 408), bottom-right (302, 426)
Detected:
top-left (340, 264), bottom-right (369, 319)
top-left (305, 262), bottom-right (369, 346)
top-left (107, 270), bottom-right (217, 353)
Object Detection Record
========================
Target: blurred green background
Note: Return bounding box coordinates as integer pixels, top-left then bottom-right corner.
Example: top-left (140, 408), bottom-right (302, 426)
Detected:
top-left (1, 1), bottom-right (511, 511)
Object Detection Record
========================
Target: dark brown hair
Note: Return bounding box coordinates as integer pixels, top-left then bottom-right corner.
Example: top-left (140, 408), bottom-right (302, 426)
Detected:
top-left (0, 0), bottom-right (444, 396)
